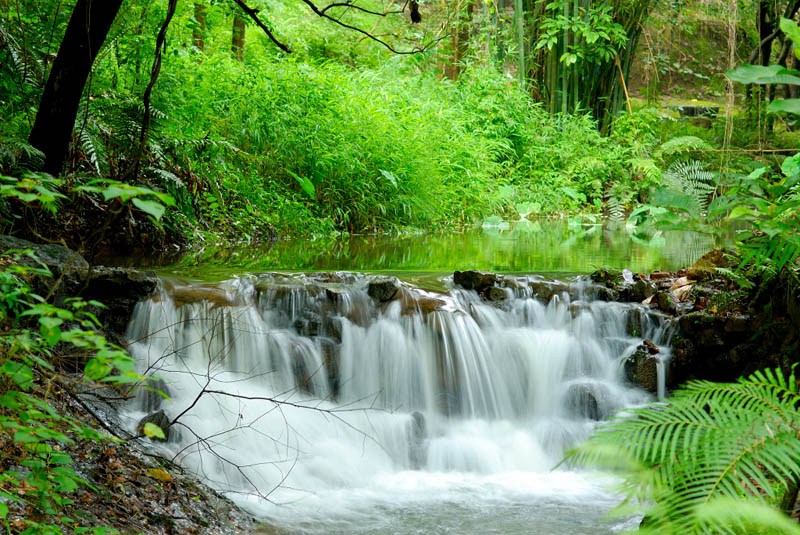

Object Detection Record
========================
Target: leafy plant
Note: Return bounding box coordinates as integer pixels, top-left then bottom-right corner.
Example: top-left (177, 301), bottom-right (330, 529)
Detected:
top-left (0, 249), bottom-right (138, 534)
top-left (568, 367), bottom-right (800, 534)
top-left (663, 160), bottom-right (715, 213)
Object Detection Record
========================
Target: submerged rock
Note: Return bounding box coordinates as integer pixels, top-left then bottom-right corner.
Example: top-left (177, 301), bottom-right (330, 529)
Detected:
top-left (408, 411), bottom-right (428, 469)
top-left (565, 383), bottom-right (607, 421)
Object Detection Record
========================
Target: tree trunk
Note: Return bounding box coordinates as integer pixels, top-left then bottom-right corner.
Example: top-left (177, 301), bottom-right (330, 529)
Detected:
top-left (232, 13), bottom-right (245, 61)
top-left (193, 3), bottom-right (207, 52)
top-left (758, 0), bottom-right (775, 66)
top-left (28, 0), bottom-right (123, 175)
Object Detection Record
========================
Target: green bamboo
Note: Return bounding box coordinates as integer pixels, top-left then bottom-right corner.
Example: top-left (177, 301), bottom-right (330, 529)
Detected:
top-left (515, 0), bottom-right (526, 85)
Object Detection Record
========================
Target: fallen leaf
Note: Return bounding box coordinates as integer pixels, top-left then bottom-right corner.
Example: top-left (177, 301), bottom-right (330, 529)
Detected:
top-left (146, 468), bottom-right (173, 482)
top-left (670, 276), bottom-right (691, 291)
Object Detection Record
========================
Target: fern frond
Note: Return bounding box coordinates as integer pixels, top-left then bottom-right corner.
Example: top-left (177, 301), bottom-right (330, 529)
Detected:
top-left (664, 160), bottom-right (715, 213)
top-left (658, 135), bottom-right (714, 157)
top-left (569, 367), bottom-right (800, 534)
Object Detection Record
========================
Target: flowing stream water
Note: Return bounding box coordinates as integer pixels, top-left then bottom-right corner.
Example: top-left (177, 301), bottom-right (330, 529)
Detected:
top-left (122, 270), bottom-right (676, 534)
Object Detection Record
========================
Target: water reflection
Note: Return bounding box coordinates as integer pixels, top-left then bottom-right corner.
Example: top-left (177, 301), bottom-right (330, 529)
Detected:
top-left (123, 220), bottom-right (717, 279)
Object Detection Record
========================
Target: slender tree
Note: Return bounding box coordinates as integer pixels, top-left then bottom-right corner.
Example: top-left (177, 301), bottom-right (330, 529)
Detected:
top-left (232, 12), bottom-right (246, 61)
top-left (193, 2), bottom-right (207, 52)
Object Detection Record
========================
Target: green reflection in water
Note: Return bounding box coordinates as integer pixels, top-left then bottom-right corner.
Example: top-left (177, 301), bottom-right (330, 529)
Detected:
top-left (151, 220), bottom-right (716, 281)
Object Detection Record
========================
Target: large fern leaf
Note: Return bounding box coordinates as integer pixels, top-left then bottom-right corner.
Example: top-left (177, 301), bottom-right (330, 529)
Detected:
top-left (568, 367), bottom-right (800, 534)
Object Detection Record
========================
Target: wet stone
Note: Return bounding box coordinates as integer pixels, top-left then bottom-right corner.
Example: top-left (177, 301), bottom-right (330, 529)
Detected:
top-left (368, 276), bottom-right (401, 302)
top-left (453, 270), bottom-right (498, 293)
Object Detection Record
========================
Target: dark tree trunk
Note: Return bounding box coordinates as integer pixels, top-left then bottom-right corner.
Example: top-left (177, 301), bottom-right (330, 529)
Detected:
top-left (758, 0), bottom-right (775, 67)
top-left (193, 2), bottom-right (207, 51)
top-left (28, 0), bottom-right (123, 176)
top-left (232, 13), bottom-right (245, 61)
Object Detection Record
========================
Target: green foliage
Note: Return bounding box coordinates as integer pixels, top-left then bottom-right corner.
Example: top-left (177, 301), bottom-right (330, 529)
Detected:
top-left (662, 160), bottom-right (715, 213)
top-left (535, 1), bottom-right (627, 65)
top-left (629, 152), bottom-right (800, 271)
top-left (568, 367), bottom-right (800, 534)
top-left (0, 249), bottom-right (136, 534)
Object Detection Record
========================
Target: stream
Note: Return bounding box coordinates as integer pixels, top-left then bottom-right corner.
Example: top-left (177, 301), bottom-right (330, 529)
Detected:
top-left (119, 222), bottom-right (708, 534)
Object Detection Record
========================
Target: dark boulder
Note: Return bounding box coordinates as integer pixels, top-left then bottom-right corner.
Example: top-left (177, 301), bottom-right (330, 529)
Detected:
top-left (453, 270), bottom-right (498, 293)
top-left (367, 277), bottom-right (401, 302)
top-left (85, 267), bottom-right (158, 339)
top-left (624, 340), bottom-right (661, 393)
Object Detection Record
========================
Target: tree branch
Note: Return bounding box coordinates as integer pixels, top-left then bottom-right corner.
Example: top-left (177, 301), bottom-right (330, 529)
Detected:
top-left (231, 0), bottom-right (292, 53)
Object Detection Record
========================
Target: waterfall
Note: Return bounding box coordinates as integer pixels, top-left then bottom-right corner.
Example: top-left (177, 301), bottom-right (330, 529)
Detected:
top-left (123, 272), bottom-right (673, 533)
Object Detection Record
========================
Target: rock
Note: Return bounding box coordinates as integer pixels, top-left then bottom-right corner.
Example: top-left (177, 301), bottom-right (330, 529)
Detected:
top-left (320, 338), bottom-right (340, 398)
top-left (0, 235), bottom-right (89, 273)
top-left (655, 290), bottom-right (677, 314)
top-left (169, 285), bottom-right (236, 308)
top-left (84, 267), bottom-right (158, 339)
top-left (590, 269), bottom-right (621, 286)
top-left (565, 383), bottom-right (606, 420)
top-left (367, 276), bottom-right (401, 302)
top-left (485, 286), bottom-right (508, 302)
top-left (724, 313), bottom-right (749, 333)
top-left (592, 285), bottom-right (616, 301)
top-left (642, 339), bottom-right (660, 354)
top-left (325, 287), bottom-right (344, 303)
top-left (687, 249), bottom-right (733, 280)
top-left (633, 280), bottom-right (657, 301)
top-left (453, 270), bottom-right (498, 293)
top-left (650, 271), bottom-right (672, 280)
top-left (408, 411), bottom-right (427, 469)
top-left (137, 410), bottom-right (170, 441)
top-left (139, 375), bottom-right (170, 412)
top-left (624, 342), bottom-right (661, 393)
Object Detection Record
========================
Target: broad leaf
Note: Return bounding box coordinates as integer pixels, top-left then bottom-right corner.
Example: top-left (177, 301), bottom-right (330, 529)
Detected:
top-left (767, 98), bottom-right (800, 114)
top-left (131, 198), bottom-right (166, 220)
top-left (143, 422), bottom-right (166, 439)
top-left (726, 64), bottom-right (783, 84)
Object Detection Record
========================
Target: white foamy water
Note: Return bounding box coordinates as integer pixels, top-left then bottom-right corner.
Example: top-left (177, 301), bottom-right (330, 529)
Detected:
top-left (123, 273), bottom-right (672, 534)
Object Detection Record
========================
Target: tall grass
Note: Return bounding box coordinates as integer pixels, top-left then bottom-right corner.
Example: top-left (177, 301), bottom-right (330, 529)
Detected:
top-left (155, 54), bottom-right (649, 235)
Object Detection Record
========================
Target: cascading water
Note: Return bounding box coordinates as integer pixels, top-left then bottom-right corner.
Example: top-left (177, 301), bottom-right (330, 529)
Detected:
top-left (123, 273), bottom-right (673, 534)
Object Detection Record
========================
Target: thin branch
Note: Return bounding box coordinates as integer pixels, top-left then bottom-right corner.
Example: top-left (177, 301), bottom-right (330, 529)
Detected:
top-left (231, 0), bottom-right (292, 53)
top-left (299, 0), bottom-right (446, 54)
top-left (320, 2), bottom-right (403, 17)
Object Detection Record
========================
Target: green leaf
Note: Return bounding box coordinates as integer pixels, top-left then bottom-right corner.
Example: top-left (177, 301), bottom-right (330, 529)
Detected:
top-left (288, 171), bottom-right (315, 199)
top-left (0, 502), bottom-right (7, 519)
top-left (780, 17), bottom-right (800, 49)
top-left (131, 198), bottom-right (166, 220)
top-left (379, 169), bottom-right (398, 187)
top-left (2, 362), bottom-right (34, 390)
top-left (726, 64), bottom-right (783, 84)
top-left (143, 422), bottom-right (166, 439)
top-left (728, 206), bottom-right (758, 220)
top-left (767, 98), bottom-right (800, 114)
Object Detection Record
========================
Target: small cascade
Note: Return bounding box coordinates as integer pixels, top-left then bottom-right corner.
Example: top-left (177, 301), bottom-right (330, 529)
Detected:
top-left (123, 272), bottom-right (674, 532)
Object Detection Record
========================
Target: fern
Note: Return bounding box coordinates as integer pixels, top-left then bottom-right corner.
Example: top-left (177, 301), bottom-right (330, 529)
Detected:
top-left (664, 160), bottom-right (716, 213)
top-left (568, 367), bottom-right (800, 535)
top-left (605, 193), bottom-right (625, 221)
top-left (657, 135), bottom-right (714, 157)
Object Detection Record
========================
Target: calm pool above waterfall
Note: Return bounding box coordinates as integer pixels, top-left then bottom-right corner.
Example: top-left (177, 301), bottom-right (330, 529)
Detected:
top-left (118, 221), bottom-right (704, 534)
top-left (111, 219), bottom-right (716, 280)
